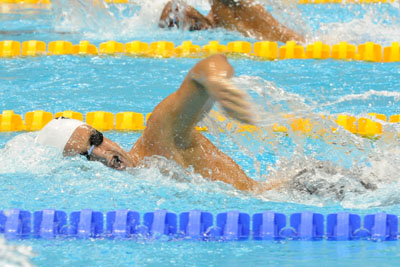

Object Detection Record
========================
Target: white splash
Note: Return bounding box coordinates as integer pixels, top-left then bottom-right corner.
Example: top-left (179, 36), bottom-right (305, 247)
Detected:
top-left (118, 0), bottom-right (172, 36)
top-left (0, 133), bottom-right (65, 175)
top-left (0, 237), bottom-right (34, 267)
top-left (50, 0), bottom-right (172, 40)
top-left (52, 0), bottom-right (121, 39)
top-left (315, 8), bottom-right (400, 46)
top-left (257, 0), bottom-right (312, 38)
top-left (321, 90), bottom-right (400, 107)
top-left (208, 75), bottom-right (400, 208)
top-left (50, 0), bottom-right (314, 41)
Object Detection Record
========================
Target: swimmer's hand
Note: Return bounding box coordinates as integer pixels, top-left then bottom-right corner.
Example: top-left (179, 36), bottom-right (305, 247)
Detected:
top-left (192, 73), bottom-right (255, 125)
top-left (253, 178), bottom-right (286, 194)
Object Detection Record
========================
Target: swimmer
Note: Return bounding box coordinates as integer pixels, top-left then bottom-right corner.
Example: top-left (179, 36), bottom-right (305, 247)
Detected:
top-left (159, 0), bottom-right (305, 43)
top-left (35, 55), bottom-right (281, 193)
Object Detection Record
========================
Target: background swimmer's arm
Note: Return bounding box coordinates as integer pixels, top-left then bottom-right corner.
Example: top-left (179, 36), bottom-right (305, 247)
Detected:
top-left (159, 1), bottom-right (173, 28)
top-left (251, 4), bottom-right (305, 43)
top-left (211, 0), bottom-right (304, 43)
top-left (184, 5), bottom-right (214, 29)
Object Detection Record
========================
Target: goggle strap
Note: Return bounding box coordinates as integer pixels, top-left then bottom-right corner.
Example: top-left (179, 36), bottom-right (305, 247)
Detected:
top-left (88, 145), bottom-right (95, 156)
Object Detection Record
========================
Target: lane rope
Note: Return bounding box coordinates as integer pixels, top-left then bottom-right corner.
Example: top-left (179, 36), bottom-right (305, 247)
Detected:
top-left (0, 110), bottom-right (399, 137)
top-left (0, 209), bottom-right (397, 241)
top-left (0, 0), bottom-right (396, 5)
top-left (1, 40), bottom-right (399, 62)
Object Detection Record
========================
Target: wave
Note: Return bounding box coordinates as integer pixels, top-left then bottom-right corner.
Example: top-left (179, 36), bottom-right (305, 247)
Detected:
top-left (207, 75), bottom-right (400, 208)
top-left (321, 90), bottom-right (400, 107)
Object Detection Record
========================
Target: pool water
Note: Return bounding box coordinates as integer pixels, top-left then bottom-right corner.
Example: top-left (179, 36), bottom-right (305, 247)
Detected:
top-left (1, 1), bottom-right (400, 266)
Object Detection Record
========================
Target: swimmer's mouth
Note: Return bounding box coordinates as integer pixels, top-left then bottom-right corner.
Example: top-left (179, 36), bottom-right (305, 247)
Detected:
top-left (85, 153), bottom-right (127, 171)
top-left (108, 155), bottom-right (126, 171)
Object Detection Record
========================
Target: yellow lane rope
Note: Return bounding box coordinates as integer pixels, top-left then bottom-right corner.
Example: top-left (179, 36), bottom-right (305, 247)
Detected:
top-left (1, 110), bottom-right (399, 139)
top-left (0, 40), bottom-right (399, 62)
top-left (0, 0), bottom-right (396, 4)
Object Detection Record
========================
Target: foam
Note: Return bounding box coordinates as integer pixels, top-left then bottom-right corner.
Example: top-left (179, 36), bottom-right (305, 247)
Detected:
top-left (0, 237), bottom-right (34, 267)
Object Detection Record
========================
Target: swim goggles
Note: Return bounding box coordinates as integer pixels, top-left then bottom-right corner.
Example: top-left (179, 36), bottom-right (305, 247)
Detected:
top-left (80, 129), bottom-right (104, 160)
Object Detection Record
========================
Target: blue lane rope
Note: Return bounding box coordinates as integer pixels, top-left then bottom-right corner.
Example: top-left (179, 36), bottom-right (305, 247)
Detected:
top-left (0, 209), bottom-right (398, 241)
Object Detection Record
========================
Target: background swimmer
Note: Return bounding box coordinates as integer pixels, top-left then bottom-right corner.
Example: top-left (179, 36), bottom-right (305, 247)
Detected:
top-left (159, 0), bottom-right (305, 43)
top-left (35, 55), bottom-right (282, 193)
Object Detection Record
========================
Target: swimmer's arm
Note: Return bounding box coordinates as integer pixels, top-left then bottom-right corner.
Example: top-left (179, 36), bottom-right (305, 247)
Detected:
top-left (141, 55), bottom-right (281, 193)
top-left (205, 10), bottom-right (215, 26)
top-left (159, 1), bottom-right (173, 28)
top-left (181, 54), bottom-right (254, 144)
top-left (245, 3), bottom-right (305, 43)
top-left (184, 5), bottom-right (214, 29)
top-left (212, 0), bottom-right (304, 43)
top-left (189, 55), bottom-right (254, 125)
top-left (145, 55), bottom-right (254, 149)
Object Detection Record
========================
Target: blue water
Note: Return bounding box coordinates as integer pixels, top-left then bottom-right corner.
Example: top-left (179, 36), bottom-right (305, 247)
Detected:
top-left (1, 1), bottom-right (400, 266)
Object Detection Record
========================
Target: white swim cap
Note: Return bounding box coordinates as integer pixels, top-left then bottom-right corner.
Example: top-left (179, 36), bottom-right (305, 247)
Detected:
top-left (35, 118), bottom-right (85, 153)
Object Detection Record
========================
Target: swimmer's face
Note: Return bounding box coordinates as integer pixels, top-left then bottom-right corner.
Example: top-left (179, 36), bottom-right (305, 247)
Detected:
top-left (64, 125), bottom-right (134, 170)
top-left (167, 16), bottom-right (208, 31)
top-left (163, 4), bottom-right (180, 28)
top-left (164, 5), bottom-right (209, 31)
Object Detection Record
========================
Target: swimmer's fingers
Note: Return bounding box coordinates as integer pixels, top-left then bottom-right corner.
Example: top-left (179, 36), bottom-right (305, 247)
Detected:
top-left (214, 83), bottom-right (247, 99)
top-left (206, 77), bottom-right (256, 124)
top-left (217, 89), bottom-right (254, 124)
top-left (220, 101), bottom-right (254, 125)
top-left (216, 88), bottom-right (250, 107)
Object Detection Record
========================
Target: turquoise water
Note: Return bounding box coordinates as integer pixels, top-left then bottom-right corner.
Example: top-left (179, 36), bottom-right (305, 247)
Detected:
top-left (1, 1), bottom-right (400, 266)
